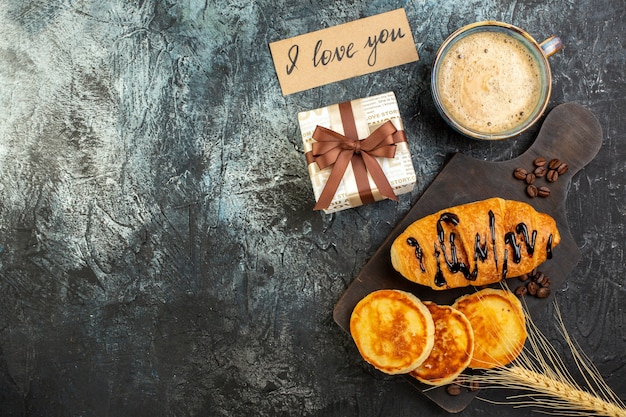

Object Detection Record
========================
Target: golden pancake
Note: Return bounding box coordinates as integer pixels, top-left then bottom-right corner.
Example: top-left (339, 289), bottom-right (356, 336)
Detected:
top-left (410, 302), bottom-right (474, 386)
top-left (453, 288), bottom-right (527, 369)
top-left (350, 290), bottom-right (435, 375)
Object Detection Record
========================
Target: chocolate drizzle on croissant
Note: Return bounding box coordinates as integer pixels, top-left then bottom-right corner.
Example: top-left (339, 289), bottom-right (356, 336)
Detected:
top-left (391, 198), bottom-right (560, 290)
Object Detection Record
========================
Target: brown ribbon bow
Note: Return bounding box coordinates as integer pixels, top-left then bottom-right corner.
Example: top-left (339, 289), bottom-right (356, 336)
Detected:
top-left (310, 110), bottom-right (402, 210)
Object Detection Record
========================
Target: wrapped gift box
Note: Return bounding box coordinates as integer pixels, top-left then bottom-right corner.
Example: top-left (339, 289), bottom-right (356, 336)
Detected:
top-left (297, 92), bottom-right (416, 213)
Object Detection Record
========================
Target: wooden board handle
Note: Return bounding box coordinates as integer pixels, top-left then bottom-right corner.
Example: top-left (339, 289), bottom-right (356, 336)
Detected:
top-left (523, 102), bottom-right (602, 174)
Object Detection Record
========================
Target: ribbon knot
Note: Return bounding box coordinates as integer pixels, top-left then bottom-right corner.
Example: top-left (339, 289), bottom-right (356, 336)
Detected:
top-left (310, 119), bottom-right (401, 211)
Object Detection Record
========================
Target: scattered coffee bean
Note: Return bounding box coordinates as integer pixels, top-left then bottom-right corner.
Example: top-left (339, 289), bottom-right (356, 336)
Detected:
top-left (513, 157), bottom-right (567, 199)
top-left (548, 158), bottom-right (561, 169)
top-left (513, 269), bottom-right (554, 300)
top-left (536, 273), bottom-right (547, 286)
top-left (446, 383), bottom-right (462, 396)
top-left (538, 186), bottom-right (551, 198)
top-left (537, 287), bottom-right (551, 299)
top-left (547, 169), bottom-right (559, 183)
top-left (534, 166), bottom-right (547, 177)
top-left (514, 167), bottom-right (528, 180)
top-left (515, 285), bottom-right (528, 297)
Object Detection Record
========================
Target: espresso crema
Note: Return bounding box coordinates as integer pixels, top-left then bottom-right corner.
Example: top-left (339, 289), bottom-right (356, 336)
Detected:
top-left (436, 31), bottom-right (543, 135)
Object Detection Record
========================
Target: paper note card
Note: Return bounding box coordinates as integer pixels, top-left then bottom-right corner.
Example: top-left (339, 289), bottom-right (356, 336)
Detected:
top-left (269, 8), bottom-right (419, 95)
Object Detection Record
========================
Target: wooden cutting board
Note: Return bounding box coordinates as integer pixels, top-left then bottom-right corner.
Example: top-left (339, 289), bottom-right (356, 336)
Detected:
top-left (333, 102), bottom-right (603, 412)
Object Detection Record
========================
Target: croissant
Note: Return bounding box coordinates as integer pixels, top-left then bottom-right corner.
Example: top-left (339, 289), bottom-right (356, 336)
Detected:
top-left (390, 198), bottom-right (560, 290)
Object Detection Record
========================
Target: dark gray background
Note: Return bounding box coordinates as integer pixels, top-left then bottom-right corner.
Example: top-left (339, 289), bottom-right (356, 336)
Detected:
top-left (0, 1), bottom-right (624, 416)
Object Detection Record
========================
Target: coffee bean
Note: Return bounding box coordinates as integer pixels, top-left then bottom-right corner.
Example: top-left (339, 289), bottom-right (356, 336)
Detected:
top-left (522, 269), bottom-right (553, 299)
top-left (469, 380), bottom-right (480, 391)
top-left (538, 186), bottom-right (551, 198)
top-left (515, 285), bottom-right (528, 297)
top-left (518, 273), bottom-right (530, 282)
top-left (547, 169), bottom-right (559, 182)
top-left (447, 383), bottom-right (462, 396)
top-left (537, 287), bottom-right (551, 298)
top-left (534, 166), bottom-right (547, 177)
top-left (548, 158), bottom-right (561, 169)
top-left (514, 158), bottom-right (567, 200)
top-left (513, 168), bottom-right (528, 180)
top-left (514, 158), bottom-right (567, 199)
top-left (536, 273), bottom-right (547, 286)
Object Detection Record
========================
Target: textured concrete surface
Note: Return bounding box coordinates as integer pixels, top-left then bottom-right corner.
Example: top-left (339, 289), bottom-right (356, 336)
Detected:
top-left (0, 1), bottom-right (624, 416)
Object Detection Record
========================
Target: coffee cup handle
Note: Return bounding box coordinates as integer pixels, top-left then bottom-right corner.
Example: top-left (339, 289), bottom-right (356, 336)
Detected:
top-left (540, 36), bottom-right (563, 58)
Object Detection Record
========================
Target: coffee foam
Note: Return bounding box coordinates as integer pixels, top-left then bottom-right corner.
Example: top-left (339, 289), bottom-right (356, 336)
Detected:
top-left (437, 31), bottom-right (543, 135)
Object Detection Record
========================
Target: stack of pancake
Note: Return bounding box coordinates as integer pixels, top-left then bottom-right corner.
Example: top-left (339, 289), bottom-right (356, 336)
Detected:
top-left (350, 288), bottom-right (527, 385)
